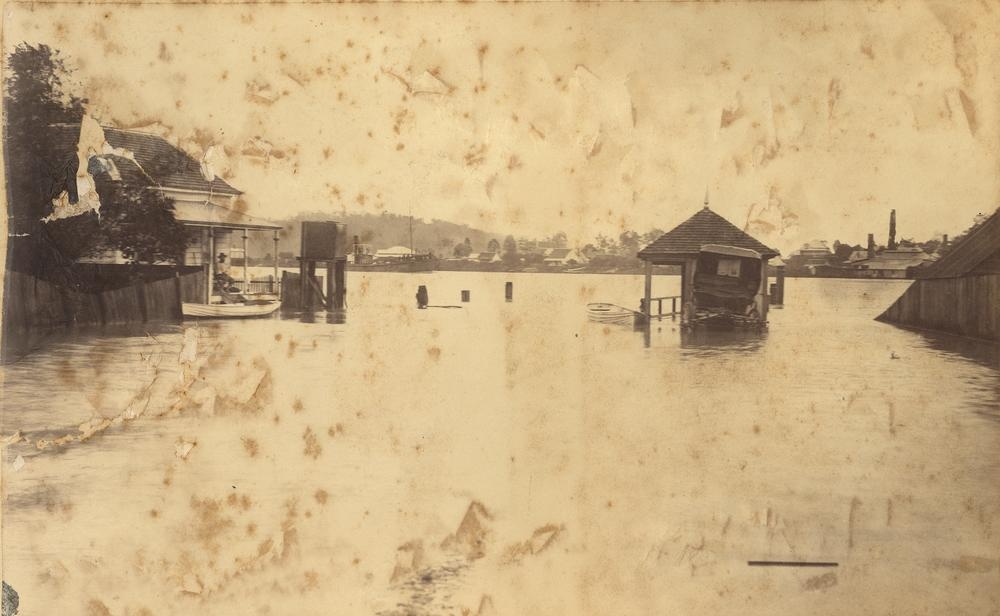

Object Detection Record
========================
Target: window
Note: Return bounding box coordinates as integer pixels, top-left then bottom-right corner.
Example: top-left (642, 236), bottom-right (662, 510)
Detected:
top-left (717, 258), bottom-right (741, 277)
top-left (184, 229), bottom-right (205, 266)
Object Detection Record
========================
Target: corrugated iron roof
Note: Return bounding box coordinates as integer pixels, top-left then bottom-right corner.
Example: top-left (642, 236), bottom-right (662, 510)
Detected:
top-left (637, 206), bottom-right (779, 261)
top-left (173, 202), bottom-right (281, 231)
top-left (51, 124), bottom-right (242, 196)
top-left (917, 207), bottom-right (1000, 279)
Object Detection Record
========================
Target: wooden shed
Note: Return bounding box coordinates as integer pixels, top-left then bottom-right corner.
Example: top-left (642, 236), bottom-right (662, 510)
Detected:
top-left (637, 205), bottom-right (780, 324)
top-left (877, 207), bottom-right (1000, 341)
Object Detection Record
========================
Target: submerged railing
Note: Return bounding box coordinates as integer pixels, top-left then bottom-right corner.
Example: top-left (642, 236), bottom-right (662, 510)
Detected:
top-left (643, 295), bottom-right (682, 319)
top-left (231, 279), bottom-right (280, 295)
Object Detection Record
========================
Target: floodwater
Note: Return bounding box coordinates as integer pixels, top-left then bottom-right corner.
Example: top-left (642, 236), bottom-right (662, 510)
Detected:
top-left (1, 273), bottom-right (998, 615)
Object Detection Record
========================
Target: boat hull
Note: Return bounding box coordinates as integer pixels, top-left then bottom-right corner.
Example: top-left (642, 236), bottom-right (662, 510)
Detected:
top-left (182, 301), bottom-right (279, 319)
top-left (586, 302), bottom-right (636, 323)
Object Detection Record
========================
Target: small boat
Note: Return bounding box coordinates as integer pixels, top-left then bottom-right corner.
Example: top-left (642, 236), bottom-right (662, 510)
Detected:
top-left (586, 302), bottom-right (639, 323)
top-left (182, 300), bottom-right (279, 319)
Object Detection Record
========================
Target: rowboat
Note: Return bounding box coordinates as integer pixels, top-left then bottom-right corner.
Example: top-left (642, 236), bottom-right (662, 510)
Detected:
top-left (586, 302), bottom-right (638, 323)
top-left (182, 300), bottom-right (279, 318)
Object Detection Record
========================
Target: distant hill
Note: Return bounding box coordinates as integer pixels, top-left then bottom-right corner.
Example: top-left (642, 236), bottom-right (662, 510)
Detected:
top-left (247, 210), bottom-right (503, 258)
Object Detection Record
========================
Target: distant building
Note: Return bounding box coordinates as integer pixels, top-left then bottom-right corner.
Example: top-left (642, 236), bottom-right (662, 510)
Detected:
top-left (467, 251), bottom-right (501, 263)
top-left (878, 207), bottom-right (1000, 340)
top-left (847, 250), bottom-right (871, 263)
top-left (847, 246), bottom-right (935, 279)
top-left (784, 240), bottom-right (834, 274)
top-left (542, 248), bottom-right (588, 266)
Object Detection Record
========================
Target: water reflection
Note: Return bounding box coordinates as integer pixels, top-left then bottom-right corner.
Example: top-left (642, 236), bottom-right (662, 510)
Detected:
top-left (2, 274), bottom-right (1000, 616)
top-left (917, 328), bottom-right (1000, 371)
top-left (274, 306), bottom-right (349, 324)
top-left (678, 327), bottom-right (768, 354)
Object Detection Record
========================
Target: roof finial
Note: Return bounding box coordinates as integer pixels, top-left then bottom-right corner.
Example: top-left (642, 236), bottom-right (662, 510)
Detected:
top-left (703, 185), bottom-right (710, 209)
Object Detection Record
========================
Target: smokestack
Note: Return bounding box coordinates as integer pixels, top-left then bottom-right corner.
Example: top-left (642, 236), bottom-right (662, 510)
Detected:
top-left (867, 233), bottom-right (875, 259)
top-left (888, 209), bottom-right (897, 250)
top-left (942, 234), bottom-right (948, 247)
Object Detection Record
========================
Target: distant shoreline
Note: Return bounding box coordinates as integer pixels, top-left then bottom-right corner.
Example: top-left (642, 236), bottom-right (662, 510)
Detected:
top-left (254, 262), bottom-right (918, 281)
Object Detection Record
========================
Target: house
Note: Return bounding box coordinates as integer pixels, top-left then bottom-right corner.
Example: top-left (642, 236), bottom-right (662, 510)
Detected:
top-left (542, 248), bottom-right (588, 266)
top-left (877, 207), bottom-right (1000, 340)
top-left (847, 250), bottom-right (871, 263)
top-left (467, 251), bottom-right (501, 263)
top-left (784, 240), bottom-right (834, 274)
top-left (847, 246), bottom-right (935, 279)
top-left (637, 204), bottom-right (779, 322)
top-left (51, 121), bottom-right (282, 302)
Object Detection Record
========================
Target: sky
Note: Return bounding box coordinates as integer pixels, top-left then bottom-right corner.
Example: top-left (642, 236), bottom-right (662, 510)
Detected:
top-left (3, 1), bottom-right (999, 254)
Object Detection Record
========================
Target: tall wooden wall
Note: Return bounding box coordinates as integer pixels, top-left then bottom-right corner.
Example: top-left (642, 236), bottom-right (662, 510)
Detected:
top-left (2, 265), bottom-right (206, 358)
top-left (877, 274), bottom-right (1000, 341)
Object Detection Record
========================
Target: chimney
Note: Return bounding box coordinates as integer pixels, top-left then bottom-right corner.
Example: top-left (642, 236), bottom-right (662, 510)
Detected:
top-left (888, 209), bottom-right (897, 250)
top-left (942, 234), bottom-right (948, 247)
top-left (867, 234), bottom-right (875, 259)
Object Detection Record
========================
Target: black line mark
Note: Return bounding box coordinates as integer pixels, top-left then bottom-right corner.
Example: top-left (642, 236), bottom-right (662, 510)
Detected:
top-left (748, 561), bottom-right (839, 567)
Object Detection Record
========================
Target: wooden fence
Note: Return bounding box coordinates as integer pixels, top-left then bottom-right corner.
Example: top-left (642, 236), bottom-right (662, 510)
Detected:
top-left (876, 274), bottom-right (1000, 341)
top-left (3, 264), bottom-right (206, 339)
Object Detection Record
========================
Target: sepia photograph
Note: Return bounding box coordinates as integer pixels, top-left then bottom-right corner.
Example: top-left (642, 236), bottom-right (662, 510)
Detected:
top-left (1, 1), bottom-right (998, 614)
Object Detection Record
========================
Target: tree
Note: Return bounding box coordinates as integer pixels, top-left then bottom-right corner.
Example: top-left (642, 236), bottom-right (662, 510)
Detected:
top-left (487, 238), bottom-right (501, 253)
top-left (831, 240), bottom-right (855, 263)
top-left (453, 242), bottom-right (472, 258)
top-left (640, 228), bottom-right (665, 246)
top-left (91, 177), bottom-right (189, 264)
top-left (618, 231), bottom-right (641, 257)
top-left (502, 235), bottom-right (518, 264)
top-left (4, 44), bottom-right (86, 272)
top-left (595, 233), bottom-right (618, 254)
top-left (4, 44), bottom-right (189, 269)
top-left (919, 239), bottom-right (941, 255)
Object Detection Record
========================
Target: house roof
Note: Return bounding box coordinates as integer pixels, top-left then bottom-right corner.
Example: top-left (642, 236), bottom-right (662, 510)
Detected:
top-left (849, 248), bottom-right (934, 271)
top-left (916, 207), bottom-right (1000, 279)
top-left (173, 202), bottom-right (281, 231)
top-left (545, 248), bottom-right (573, 260)
top-left (51, 123), bottom-right (242, 196)
top-left (848, 250), bottom-right (870, 262)
top-left (638, 206), bottom-right (779, 262)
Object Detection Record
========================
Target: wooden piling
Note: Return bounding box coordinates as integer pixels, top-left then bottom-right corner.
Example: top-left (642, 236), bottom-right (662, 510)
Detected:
top-left (325, 260), bottom-right (335, 310)
top-left (298, 258), bottom-right (308, 309)
top-left (461, 290), bottom-right (470, 302)
top-left (643, 261), bottom-right (652, 318)
top-left (505, 281), bottom-right (513, 302)
top-left (333, 260), bottom-right (346, 310)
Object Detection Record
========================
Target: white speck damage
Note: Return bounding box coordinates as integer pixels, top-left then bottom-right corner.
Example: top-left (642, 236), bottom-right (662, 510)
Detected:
top-left (44, 114), bottom-right (142, 222)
